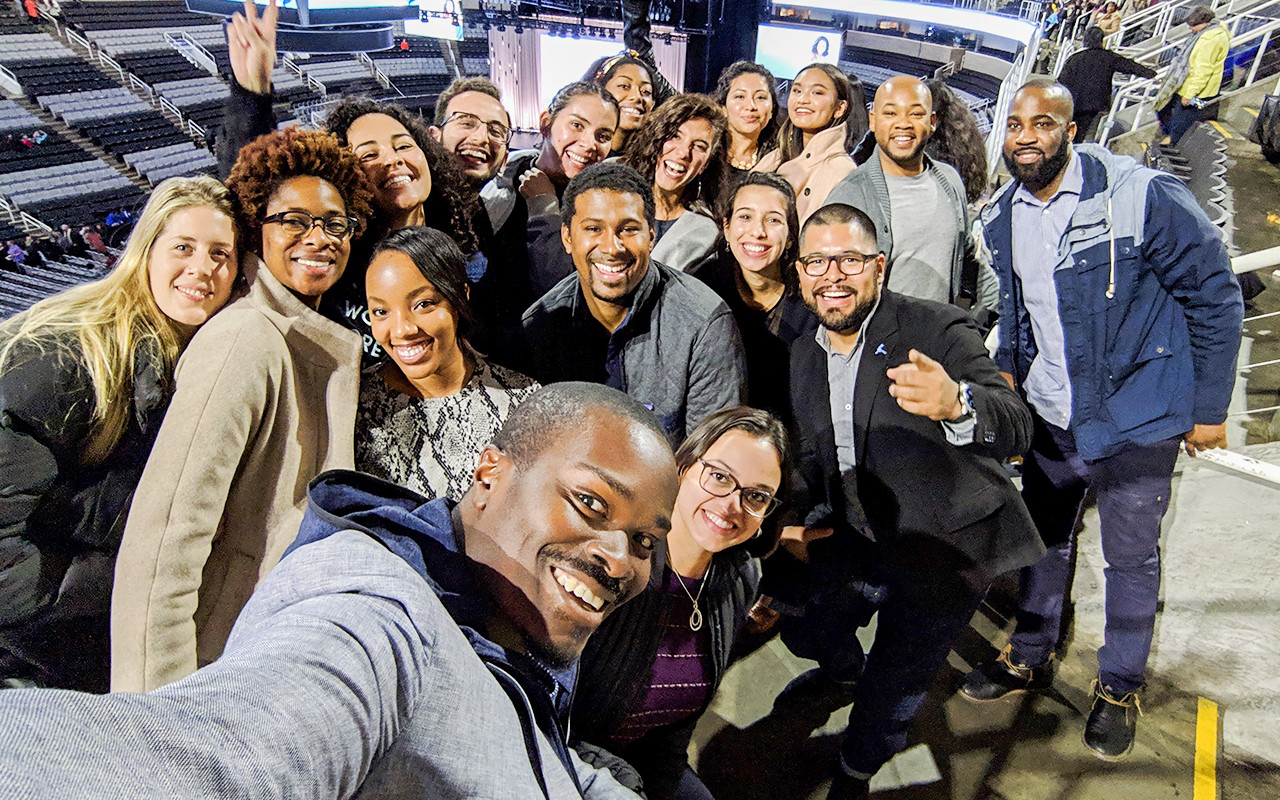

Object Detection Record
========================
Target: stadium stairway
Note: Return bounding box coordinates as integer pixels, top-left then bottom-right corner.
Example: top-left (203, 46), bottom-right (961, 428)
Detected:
top-left (6, 94), bottom-right (151, 196)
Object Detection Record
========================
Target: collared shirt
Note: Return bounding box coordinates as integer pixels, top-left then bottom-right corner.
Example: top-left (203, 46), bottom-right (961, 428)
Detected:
top-left (1011, 149), bottom-right (1083, 430)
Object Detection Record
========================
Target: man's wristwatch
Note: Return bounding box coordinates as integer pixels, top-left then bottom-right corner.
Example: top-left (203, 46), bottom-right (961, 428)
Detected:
top-left (951, 381), bottom-right (975, 422)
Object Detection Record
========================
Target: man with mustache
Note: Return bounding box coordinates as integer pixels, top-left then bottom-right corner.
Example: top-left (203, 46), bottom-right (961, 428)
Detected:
top-left (825, 75), bottom-right (997, 326)
top-left (777, 203), bottom-right (1043, 799)
top-left (522, 162), bottom-right (747, 444)
top-left (962, 79), bottom-right (1241, 760)
top-left (0, 382), bottom-right (675, 799)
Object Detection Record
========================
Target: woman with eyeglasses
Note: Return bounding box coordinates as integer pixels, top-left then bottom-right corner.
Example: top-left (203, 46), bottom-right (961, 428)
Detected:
top-left (111, 127), bottom-right (374, 693)
top-left (688, 172), bottom-right (815, 419)
top-left (357, 226), bottom-right (539, 502)
top-left (754, 63), bottom-right (866, 223)
top-left (574, 406), bottom-right (788, 800)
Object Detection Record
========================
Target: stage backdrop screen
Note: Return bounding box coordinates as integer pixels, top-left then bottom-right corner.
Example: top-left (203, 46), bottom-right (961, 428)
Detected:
top-left (754, 23), bottom-right (841, 82)
top-left (538, 33), bottom-right (622, 109)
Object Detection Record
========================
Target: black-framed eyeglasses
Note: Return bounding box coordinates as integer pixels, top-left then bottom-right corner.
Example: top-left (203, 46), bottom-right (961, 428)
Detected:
top-left (696, 458), bottom-right (780, 518)
top-left (443, 111), bottom-right (513, 145)
top-left (263, 211), bottom-right (361, 241)
top-left (798, 251), bottom-right (879, 277)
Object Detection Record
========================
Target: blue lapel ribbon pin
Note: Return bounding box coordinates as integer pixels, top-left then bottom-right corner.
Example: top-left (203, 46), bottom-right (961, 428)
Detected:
top-left (874, 343), bottom-right (887, 356)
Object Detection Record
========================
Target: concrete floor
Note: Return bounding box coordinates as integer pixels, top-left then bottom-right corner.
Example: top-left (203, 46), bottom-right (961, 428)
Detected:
top-left (685, 118), bottom-right (1280, 799)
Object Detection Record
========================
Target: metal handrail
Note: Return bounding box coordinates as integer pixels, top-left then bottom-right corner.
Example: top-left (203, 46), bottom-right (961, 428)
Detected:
top-left (19, 212), bottom-right (51, 233)
top-left (165, 31), bottom-right (218, 77)
top-left (188, 119), bottom-right (206, 141)
top-left (1097, 11), bottom-right (1280, 142)
top-left (0, 64), bottom-right (21, 97)
top-left (65, 29), bottom-right (92, 57)
top-left (129, 73), bottom-right (153, 99)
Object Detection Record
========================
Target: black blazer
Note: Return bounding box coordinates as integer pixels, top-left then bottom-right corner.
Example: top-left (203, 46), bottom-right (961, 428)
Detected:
top-left (788, 290), bottom-right (1043, 580)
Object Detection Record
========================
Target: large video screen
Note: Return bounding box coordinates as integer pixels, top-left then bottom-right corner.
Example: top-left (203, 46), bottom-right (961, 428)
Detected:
top-left (538, 33), bottom-right (622, 109)
top-left (754, 23), bottom-right (841, 82)
top-left (403, 1), bottom-right (464, 41)
top-left (186, 0), bottom-right (417, 25)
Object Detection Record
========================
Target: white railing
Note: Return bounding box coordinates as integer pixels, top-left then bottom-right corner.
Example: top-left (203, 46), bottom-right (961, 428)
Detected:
top-left (283, 56), bottom-right (329, 96)
top-left (165, 31), bottom-right (218, 77)
top-left (0, 64), bottom-right (20, 97)
top-left (360, 53), bottom-right (403, 96)
top-left (985, 30), bottom-right (1043, 179)
top-left (158, 96), bottom-right (183, 121)
top-left (188, 118), bottom-right (205, 141)
top-left (65, 28), bottom-right (93, 58)
top-left (1098, 7), bottom-right (1280, 142)
top-left (97, 50), bottom-right (127, 83)
top-left (20, 212), bottom-right (51, 233)
top-left (129, 73), bottom-right (153, 99)
top-left (0, 195), bottom-right (18, 225)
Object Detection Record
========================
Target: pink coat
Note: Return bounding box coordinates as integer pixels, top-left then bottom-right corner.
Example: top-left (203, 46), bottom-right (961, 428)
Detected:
top-left (754, 123), bottom-right (856, 223)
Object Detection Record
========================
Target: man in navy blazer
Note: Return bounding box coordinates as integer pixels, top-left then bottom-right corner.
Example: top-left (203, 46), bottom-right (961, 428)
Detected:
top-left (775, 203), bottom-right (1044, 799)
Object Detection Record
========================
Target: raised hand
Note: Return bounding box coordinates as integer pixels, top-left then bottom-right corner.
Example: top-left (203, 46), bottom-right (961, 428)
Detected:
top-left (886, 349), bottom-right (964, 421)
top-left (228, 0), bottom-right (278, 95)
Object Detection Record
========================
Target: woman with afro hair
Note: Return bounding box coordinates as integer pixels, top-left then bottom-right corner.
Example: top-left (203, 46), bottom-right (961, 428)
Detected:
top-left (219, 2), bottom-right (484, 362)
top-left (111, 127), bottom-right (375, 692)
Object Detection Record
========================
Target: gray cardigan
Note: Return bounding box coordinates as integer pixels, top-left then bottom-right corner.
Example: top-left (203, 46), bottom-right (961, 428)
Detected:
top-left (652, 210), bottom-right (720, 272)
top-left (825, 146), bottom-right (998, 320)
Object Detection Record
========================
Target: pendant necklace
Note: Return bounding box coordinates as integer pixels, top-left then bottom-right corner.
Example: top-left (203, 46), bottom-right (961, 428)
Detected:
top-left (673, 563), bottom-right (713, 631)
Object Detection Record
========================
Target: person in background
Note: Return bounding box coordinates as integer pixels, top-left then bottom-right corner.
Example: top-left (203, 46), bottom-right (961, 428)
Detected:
top-left (963, 79), bottom-right (1242, 761)
top-left (923, 78), bottom-right (991, 205)
top-left (755, 63), bottom-right (862, 223)
top-left (6, 239), bottom-right (24, 269)
top-left (1092, 2), bottom-right (1123, 35)
top-left (1155, 6), bottom-right (1230, 146)
top-left (522, 163), bottom-right (747, 443)
top-left (585, 51), bottom-right (658, 158)
top-left (0, 383), bottom-right (678, 800)
top-left (0, 176), bottom-right (237, 692)
top-left (111, 128), bottom-right (373, 693)
top-left (826, 76), bottom-right (997, 325)
top-left (357, 226), bottom-right (539, 502)
top-left (714, 61), bottom-right (780, 180)
top-left (1057, 26), bottom-right (1156, 143)
top-left (507, 81), bottom-right (620, 297)
top-left (622, 93), bottom-right (728, 272)
top-left (688, 171), bottom-right (814, 419)
top-left (575, 406), bottom-right (788, 800)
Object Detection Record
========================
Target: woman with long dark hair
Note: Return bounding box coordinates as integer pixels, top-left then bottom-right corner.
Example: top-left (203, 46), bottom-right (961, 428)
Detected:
top-left (0, 176), bottom-right (237, 692)
top-left (923, 79), bottom-right (989, 205)
top-left (622, 93), bottom-right (728, 271)
top-left (357, 227), bottom-right (539, 502)
top-left (755, 63), bottom-right (863, 222)
top-left (575, 406), bottom-right (789, 800)
top-left (713, 61), bottom-right (780, 179)
top-left (688, 172), bottom-right (815, 418)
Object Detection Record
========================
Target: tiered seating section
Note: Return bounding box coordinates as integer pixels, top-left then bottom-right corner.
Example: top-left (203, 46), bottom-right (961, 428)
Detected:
top-left (370, 39), bottom-right (452, 114)
top-left (0, 255), bottom-right (105, 320)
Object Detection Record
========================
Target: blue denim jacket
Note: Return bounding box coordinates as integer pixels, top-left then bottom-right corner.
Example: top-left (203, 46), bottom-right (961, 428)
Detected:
top-left (981, 145), bottom-right (1242, 460)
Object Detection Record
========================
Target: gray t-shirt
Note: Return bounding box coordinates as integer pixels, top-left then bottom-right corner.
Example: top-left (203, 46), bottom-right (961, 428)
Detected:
top-left (884, 170), bottom-right (957, 304)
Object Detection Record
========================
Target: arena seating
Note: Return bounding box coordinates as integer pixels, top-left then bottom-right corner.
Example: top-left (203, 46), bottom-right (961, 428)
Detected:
top-left (0, 256), bottom-right (110, 320)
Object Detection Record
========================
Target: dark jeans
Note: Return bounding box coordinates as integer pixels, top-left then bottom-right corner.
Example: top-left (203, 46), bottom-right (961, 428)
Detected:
top-left (781, 533), bottom-right (986, 777)
top-left (1158, 94), bottom-right (1218, 146)
top-left (1073, 110), bottom-right (1104, 144)
top-left (1008, 415), bottom-right (1180, 694)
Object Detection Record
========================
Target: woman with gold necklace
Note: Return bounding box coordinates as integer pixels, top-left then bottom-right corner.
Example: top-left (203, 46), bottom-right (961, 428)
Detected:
top-left (714, 61), bottom-right (780, 181)
top-left (573, 407), bottom-right (788, 800)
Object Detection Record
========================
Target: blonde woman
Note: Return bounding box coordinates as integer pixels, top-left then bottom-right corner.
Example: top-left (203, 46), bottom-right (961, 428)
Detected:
top-left (0, 176), bottom-right (238, 692)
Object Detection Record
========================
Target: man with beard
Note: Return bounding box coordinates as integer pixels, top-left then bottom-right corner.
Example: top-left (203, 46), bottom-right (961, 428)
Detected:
top-left (522, 163), bottom-right (747, 444)
top-left (777, 203), bottom-right (1042, 799)
top-left (825, 75), bottom-right (997, 326)
top-left (0, 383), bottom-right (675, 798)
top-left (962, 79), bottom-right (1241, 760)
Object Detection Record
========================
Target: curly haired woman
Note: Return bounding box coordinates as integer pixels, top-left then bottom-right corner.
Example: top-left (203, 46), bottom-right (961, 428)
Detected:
top-left (621, 93), bottom-right (728, 271)
top-left (111, 127), bottom-right (374, 692)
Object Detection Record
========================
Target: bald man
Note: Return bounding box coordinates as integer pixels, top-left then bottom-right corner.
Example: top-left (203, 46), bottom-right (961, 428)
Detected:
top-left (825, 75), bottom-right (997, 326)
top-left (964, 79), bottom-right (1241, 760)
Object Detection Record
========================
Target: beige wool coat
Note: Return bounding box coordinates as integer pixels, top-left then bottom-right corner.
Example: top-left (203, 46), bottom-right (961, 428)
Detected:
top-left (754, 123), bottom-right (856, 224)
top-left (110, 258), bottom-right (362, 692)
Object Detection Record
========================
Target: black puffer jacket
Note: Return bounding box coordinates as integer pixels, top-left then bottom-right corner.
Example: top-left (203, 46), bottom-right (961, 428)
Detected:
top-left (573, 542), bottom-right (760, 800)
top-left (0, 334), bottom-right (170, 688)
